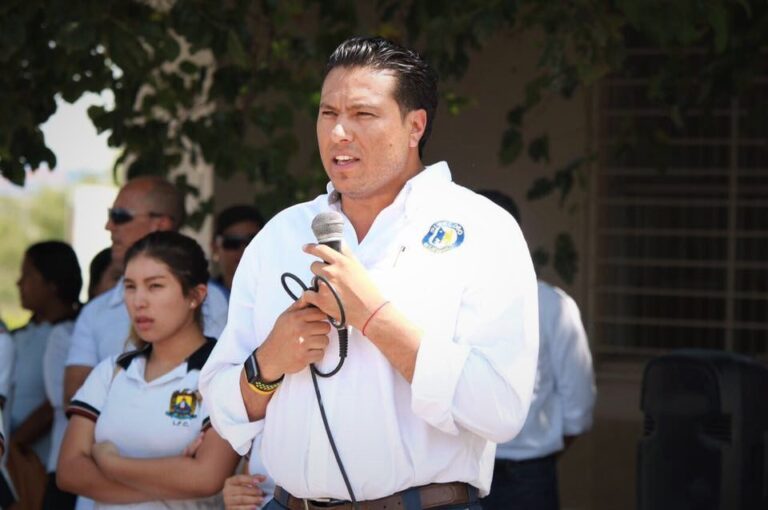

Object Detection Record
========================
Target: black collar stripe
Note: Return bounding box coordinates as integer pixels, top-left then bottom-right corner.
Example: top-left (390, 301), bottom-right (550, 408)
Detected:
top-left (115, 338), bottom-right (216, 372)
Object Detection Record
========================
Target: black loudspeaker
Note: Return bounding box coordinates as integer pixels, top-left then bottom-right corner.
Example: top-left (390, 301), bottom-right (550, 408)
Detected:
top-left (638, 349), bottom-right (768, 510)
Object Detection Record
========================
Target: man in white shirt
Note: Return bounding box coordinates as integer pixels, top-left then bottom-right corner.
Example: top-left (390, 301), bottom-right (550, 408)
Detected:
top-left (201, 37), bottom-right (540, 510)
top-left (477, 190), bottom-right (596, 510)
top-left (0, 320), bottom-right (12, 429)
top-left (0, 322), bottom-right (16, 508)
top-left (64, 176), bottom-right (228, 404)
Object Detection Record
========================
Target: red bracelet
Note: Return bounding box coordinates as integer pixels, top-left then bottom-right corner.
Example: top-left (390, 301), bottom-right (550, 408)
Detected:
top-left (361, 301), bottom-right (390, 336)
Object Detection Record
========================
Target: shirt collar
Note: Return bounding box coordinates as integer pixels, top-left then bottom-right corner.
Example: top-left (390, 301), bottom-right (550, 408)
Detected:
top-left (116, 337), bottom-right (216, 374)
top-left (324, 161), bottom-right (452, 218)
top-left (107, 278), bottom-right (126, 308)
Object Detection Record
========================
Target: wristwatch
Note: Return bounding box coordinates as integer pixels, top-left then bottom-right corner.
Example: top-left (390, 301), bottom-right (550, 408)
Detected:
top-left (244, 349), bottom-right (284, 393)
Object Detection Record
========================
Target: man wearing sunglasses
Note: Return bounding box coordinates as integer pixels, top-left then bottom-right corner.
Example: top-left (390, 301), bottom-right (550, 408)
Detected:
top-left (63, 176), bottom-right (230, 404)
top-left (211, 205), bottom-right (265, 301)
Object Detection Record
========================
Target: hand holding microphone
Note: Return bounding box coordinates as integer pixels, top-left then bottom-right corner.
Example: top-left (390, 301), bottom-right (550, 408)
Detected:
top-left (304, 211), bottom-right (387, 333)
top-left (264, 211), bottom-right (389, 381)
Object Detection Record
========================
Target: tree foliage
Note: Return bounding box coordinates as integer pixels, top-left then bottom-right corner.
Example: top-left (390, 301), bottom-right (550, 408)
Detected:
top-left (2, 0), bottom-right (767, 282)
top-left (0, 187), bottom-right (69, 328)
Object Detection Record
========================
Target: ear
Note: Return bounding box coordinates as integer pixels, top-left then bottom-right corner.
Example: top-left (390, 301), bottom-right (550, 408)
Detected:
top-left (47, 280), bottom-right (61, 300)
top-left (151, 215), bottom-right (175, 232)
top-left (407, 109), bottom-right (427, 149)
top-left (189, 284), bottom-right (208, 310)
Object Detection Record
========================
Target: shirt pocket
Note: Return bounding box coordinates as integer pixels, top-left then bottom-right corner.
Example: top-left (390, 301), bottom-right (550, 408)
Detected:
top-left (377, 242), bottom-right (465, 341)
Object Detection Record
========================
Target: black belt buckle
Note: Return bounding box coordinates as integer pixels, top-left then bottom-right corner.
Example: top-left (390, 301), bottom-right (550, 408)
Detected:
top-left (307, 498), bottom-right (349, 508)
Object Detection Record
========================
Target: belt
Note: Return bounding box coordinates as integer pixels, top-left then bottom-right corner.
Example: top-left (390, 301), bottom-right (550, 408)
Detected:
top-left (495, 453), bottom-right (557, 468)
top-left (274, 482), bottom-right (477, 510)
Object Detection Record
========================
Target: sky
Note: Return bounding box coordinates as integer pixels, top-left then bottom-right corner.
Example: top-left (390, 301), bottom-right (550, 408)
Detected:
top-left (0, 92), bottom-right (119, 306)
top-left (0, 92), bottom-right (118, 194)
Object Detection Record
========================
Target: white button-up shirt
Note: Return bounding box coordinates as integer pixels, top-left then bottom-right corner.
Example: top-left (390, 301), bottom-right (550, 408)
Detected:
top-left (200, 162), bottom-right (539, 499)
top-left (43, 320), bottom-right (75, 473)
top-left (496, 281), bottom-right (596, 460)
top-left (11, 320), bottom-right (53, 462)
top-left (66, 279), bottom-right (229, 368)
top-left (0, 321), bottom-right (12, 497)
top-left (0, 321), bottom-right (13, 436)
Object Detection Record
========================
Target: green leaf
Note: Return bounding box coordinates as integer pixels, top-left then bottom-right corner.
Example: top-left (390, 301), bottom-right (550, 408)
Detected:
top-left (499, 128), bottom-right (523, 165)
top-left (506, 106), bottom-right (525, 127)
top-left (444, 92), bottom-right (473, 117)
top-left (226, 30), bottom-right (250, 69)
top-left (179, 60), bottom-right (198, 75)
top-left (735, 0), bottom-right (752, 17)
top-left (528, 135), bottom-right (550, 163)
top-left (707, 3), bottom-right (729, 54)
top-left (553, 233), bottom-right (578, 284)
top-left (531, 247), bottom-right (549, 276)
top-left (526, 177), bottom-right (554, 201)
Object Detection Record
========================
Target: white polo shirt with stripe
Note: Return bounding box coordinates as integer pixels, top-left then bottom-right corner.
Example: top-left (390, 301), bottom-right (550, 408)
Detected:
top-left (68, 339), bottom-right (221, 509)
top-left (0, 321), bottom-right (13, 447)
top-left (11, 320), bottom-right (53, 462)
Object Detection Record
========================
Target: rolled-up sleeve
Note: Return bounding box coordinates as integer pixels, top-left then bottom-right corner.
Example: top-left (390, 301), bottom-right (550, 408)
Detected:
top-left (0, 331), bottom-right (13, 404)
top-left (199, 239), bottom-right (265, 456)
top-left (411, 216), bottom-right (539, 444)
top-left (550, 291), bottom-right (596, 436)
top-left (66, 303), bottom-right (99, 368)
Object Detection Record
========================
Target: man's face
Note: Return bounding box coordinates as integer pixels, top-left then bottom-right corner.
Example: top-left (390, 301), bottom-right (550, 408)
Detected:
top-left (317, 66), bottom-right (425, 205)
top-left (106, 184), bottom-right (164, 266)
top-left (212, 219), bottom-right (261, 289)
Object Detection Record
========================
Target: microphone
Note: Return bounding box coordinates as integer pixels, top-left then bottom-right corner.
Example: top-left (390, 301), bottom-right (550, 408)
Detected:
top-left (311, 211), bottom-right (345, 253)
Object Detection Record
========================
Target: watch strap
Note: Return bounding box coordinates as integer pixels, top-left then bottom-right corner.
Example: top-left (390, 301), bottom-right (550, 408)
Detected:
top-left (244, 349), bottom-right (284, 392)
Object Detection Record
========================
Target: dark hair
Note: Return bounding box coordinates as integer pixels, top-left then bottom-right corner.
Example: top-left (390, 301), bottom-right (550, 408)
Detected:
top-left (325, 36), bottom-right (439, 157)
top-left (124, 232), bottom-right (209, 339)
top-left (477, 189), bottom-right (521, 223)
top-left (125, 231), bottom-right (209, 293)
top-left (88, 247), bottom-right (113, 299)
top-left (25, 241), bottom-right (82, 311)
top-left (214, 205), bottom-right (264, 237)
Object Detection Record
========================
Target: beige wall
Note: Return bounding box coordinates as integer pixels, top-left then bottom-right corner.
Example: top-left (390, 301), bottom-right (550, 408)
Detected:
top-left (423, 31), bottom-right (593, 307)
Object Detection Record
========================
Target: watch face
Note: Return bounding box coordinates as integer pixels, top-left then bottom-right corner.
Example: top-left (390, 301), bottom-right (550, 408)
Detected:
top-left (245, 354), bottom-right (258, 384)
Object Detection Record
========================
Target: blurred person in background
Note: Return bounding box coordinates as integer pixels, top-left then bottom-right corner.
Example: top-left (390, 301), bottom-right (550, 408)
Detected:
top-left (87, 248), bottom-right (121, 301)
top-left (64, 176), bottom-right (229, 406)
top-left (0, 320), bottom-right (11, 418)
top-left (210, 205), bottom-right (264, 300)
top-left (10, 241), bottom-right (82, 509)
top-left (42, 247), bottom-right (118, 510)
top-left (0, 320), bottom-right (15, 509)
top-left (477, 190), bottom-right (596, 510)
top-left (58, 232), bottom-right (240, 509)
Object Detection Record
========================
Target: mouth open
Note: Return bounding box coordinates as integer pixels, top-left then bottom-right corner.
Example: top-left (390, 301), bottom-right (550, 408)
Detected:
top-left (333, 155), bottom-right (359, 166)
top-left (135, 318), bottom-right (154, 330)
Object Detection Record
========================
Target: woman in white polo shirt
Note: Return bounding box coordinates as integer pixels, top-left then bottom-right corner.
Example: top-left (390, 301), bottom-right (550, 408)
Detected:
top-left (58, 231), bottom-right (240, 509)
top-left (0, 407), bottom-right (13, 508)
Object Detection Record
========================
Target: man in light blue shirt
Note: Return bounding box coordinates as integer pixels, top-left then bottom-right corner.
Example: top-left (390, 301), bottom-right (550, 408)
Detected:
top-left (63, 176), bottom-right (228, 404)
top-left (479, 190), bottom-right (596, 510)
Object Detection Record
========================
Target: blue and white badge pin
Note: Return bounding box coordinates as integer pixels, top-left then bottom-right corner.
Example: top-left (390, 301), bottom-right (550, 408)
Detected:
top-left (422, 221), bottom-right (465, 253)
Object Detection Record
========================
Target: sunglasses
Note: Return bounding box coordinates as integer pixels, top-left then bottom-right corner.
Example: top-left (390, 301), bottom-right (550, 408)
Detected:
top-left (219, 234), bottom-right (256, 251)
top-left (108, 207), bottom-right (166, 226)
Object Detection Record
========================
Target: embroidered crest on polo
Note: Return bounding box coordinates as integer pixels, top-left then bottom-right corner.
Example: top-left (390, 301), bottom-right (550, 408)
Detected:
top-left (422, 221), bottom-right (465, 253)
top-left (166, 389), bottom-right (199, 420)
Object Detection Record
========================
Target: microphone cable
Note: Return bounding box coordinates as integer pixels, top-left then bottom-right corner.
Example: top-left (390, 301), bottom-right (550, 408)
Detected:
top-left (279, 271), bottom-right (359, 509)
